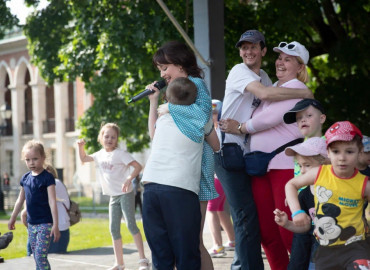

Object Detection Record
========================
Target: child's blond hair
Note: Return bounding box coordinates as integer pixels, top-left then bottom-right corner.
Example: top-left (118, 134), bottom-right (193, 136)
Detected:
top-left (45, 164), bottom-right (58, 179)
top-left (296, 154), bottom-right (330, 166)
top-left (97, 123), bottom-right (120, 148)
top-left (21, 140), bottom-right (46, 160)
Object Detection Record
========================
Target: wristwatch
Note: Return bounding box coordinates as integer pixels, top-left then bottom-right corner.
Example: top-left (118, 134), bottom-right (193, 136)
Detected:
top-left (238, 123), bottom-right (243, 134)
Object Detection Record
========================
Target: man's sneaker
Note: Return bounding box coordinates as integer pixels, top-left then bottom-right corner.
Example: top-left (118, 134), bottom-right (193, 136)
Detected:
top-left (208, 246), bottom-right (227, 258)
top-left (223, 241), bottom-right (235, 251)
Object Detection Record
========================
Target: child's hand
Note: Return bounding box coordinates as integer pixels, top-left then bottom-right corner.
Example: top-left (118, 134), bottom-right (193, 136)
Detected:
top-left (273, 208), bottom-right (288, 227)
top-left (51, 225), bottom-right (60, 242)
top-left (157, 103), bottom-right (169, 117)
top-left (77, 139), bottom-right (86, 147)
top-left (292, 212), bottom-right (311, 227)
top-left (8, 218), bottom-right (16, 230)
top-left (122, 179), bottom-right (132, 193)
top-left (20, 209), bottom-right (28, 227)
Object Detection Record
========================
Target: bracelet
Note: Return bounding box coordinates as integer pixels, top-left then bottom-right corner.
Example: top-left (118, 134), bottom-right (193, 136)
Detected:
top-left (291, 210), bottom-right (305, 218)
top-left (238, 122), bottom-right (243, 134)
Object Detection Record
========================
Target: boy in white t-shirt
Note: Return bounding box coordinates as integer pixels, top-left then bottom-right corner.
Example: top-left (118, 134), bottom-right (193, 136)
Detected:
top-left (142, 77), bottom-right (203, 270)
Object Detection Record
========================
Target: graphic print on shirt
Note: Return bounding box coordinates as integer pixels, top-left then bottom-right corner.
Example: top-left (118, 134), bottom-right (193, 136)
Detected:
top-left (101, 161), bottom-right (114, 171)
top-left (314, 185), bottom-right (357, 246)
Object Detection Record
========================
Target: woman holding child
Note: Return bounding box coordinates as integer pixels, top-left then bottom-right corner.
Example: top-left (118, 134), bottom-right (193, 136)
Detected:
top-left (143, 41), bottom-right (219, 270)
top-left (235, 41), bottom-right (310, 270)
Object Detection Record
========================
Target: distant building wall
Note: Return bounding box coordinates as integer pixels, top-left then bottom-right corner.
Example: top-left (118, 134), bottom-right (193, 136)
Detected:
top-left (0, 29), bottom-right (150, 204)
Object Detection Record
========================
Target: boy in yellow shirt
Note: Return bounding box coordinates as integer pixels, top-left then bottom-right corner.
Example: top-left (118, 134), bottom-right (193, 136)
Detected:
top-left (285, 121), bottom-right (370, 269)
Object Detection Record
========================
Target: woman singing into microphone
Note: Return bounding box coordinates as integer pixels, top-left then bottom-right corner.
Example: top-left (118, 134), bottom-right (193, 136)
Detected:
top-left (143, 41), bottom-right (219, 270)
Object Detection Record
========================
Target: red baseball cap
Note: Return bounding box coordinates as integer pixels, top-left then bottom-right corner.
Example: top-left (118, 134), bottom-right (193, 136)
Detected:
top-left (325, 121), bottom-right (363, 147)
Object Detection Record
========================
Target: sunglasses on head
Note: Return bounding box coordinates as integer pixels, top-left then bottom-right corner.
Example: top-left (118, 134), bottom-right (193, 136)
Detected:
top-left (278, 42), bottom-right (296, 50)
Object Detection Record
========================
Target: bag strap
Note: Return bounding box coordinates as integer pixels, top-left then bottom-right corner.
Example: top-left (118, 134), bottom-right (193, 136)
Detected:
top-left (273, 138), bottom-right (304, 155)
top-left (59, 180), bottom-right (71, 211)
top-left (62, 202), bottom-right (70, 213)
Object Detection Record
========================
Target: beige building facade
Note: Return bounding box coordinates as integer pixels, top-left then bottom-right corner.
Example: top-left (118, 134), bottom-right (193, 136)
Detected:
top-left (0, 28), bottom-right (93, 193)
top-left (0, 29), bottom-right (150, 204)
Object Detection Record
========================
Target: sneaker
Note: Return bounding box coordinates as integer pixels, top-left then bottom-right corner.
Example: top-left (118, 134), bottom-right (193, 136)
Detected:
top-left (223, 241), bottom-right (235, 251)
top-left (208, 246), bottom-right (227, 258)
top-left (107, 264), bottom-right (124, 270)
top-left (138, 258), bottom-right (150, 270)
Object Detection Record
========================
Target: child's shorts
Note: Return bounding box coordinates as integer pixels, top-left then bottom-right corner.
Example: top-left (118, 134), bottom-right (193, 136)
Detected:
top-left (207, 178), bottom-right (226, 212)
top-left (314, 240), bottom-right (370, 269)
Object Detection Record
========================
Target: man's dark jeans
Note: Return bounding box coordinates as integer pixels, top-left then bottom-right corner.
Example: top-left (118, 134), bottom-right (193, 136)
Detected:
top-left (214, 153), bottom-right (264, 270)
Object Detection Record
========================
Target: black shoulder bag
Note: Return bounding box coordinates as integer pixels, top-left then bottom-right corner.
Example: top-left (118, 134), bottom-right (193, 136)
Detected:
top-left (244, 138), bottom-right (304, 176)
top-left (219, 131), bottom-right (245, 171)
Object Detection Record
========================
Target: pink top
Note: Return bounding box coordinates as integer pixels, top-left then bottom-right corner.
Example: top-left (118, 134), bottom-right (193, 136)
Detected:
top-left (246, 79), bottom-right (305, 170)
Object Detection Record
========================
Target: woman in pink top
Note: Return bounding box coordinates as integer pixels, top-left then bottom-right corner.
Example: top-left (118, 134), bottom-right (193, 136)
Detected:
top-left (240, 41), bottom-right (309, 270)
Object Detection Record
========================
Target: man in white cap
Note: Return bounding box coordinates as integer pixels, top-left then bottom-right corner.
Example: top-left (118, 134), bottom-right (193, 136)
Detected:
top-left (215, 29), bottom-right (313, 270)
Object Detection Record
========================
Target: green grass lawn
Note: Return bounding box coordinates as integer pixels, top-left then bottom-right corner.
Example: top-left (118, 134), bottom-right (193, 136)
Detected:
top-left (0, 218), bottom-right (144, 260)
top-left (70, 196), bottom-right (109, 213)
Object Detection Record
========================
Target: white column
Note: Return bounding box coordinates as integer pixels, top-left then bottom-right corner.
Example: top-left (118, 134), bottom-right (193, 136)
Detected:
top-left (10, 85), bottom-right (27, 181)
top-left (0, 87), bottom-right (6, 107)
top-left (30, 83), bottom-right (46, 140)
top-left (54, 82), bottom-right (69, 177)
top-left (0, 87), bottom-right (6, 179)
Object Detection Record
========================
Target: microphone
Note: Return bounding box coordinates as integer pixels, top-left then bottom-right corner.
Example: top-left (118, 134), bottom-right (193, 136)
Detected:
top-left (128, 80), bottom-right (167, 103)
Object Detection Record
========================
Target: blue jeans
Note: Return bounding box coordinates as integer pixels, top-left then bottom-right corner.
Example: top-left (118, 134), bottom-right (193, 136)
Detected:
top-left (287, 231), bottom-right (312, 270)
top-left (214, 153), bottom-right (264, 270)
top-left (143, 183), bottom-right (201, 270)
top-left (49, 229), bottom-right (70, 253)
top-left (288, 227), bottom-right (318, 270)
top-left (231, 252), bottom-right (242, 270)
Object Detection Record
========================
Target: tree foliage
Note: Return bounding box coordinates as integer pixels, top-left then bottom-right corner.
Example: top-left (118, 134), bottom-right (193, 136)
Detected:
top-left (224, 0), bottom-right (370, 133)
top-left (23, 0), bottom-right (370, 152)
top-left (0, 0), bottom-right (19, 39)
top-left (24, 0), bottom-right (189, 152)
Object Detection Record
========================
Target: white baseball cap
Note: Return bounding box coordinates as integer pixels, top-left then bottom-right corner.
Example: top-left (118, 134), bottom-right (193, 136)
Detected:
top-left (273, 41), bottom-right (309, 65)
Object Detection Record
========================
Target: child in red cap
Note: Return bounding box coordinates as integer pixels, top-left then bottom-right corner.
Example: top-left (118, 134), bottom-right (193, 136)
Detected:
top-left (285, 121), bottom-right (370, 269)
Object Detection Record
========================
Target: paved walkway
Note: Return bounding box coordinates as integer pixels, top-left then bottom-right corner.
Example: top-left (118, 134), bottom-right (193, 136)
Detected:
top-left (1, 231), bottom-right (271, 270)
top-left (1, 213), bottom-right (271, 269)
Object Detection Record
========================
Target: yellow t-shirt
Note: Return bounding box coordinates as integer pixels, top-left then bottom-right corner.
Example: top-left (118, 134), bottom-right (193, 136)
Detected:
top-left (314, 165), bottom-right (368, 246)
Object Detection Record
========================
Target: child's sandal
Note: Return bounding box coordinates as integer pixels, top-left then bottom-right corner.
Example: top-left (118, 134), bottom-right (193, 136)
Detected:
top-left (138, 258), bottom-right (150, 270)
